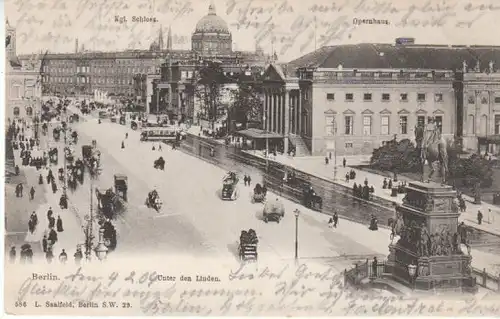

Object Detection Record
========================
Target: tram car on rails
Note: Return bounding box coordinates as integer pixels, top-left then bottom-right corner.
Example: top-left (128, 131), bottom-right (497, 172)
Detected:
top-left (239, 229), bottom-right (258, 262)
top-left (140, 126), bottom-right (182, 142)
top-left (221, 171), bottom-right (239, 200)
top-left (252, 183), bottom-right (267, 203)
top-left (263, 198), bottom-right (285, 223)
top-left (48, 147), bottom-right (58, 165)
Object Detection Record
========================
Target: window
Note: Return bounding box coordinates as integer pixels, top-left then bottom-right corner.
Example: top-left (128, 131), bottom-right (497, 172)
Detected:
top-left (417, 93), bottom-right (426, 102)
top-left (435, 116), bottom-right (443, 133)
top-left (468, 96), bottom-right (475, 104)
top-left (344, 116), bottom-right (354, 135)
top-left (13, 107), bottom-right (20, 116)
top-left (399, 116), bottom-right (408, 134)
top-left (382, 93), bottom-right (390, 101)
top-left (325, 115), bottom-right (335, 136)
top-left (381, 116), bottom-right (390, 135)
top-left (345, 93), bottom-right (353, 101)
top-left (400, 93), bottom-right (408, 101)
top-left (362, 116), bottom-right (372, 135)
top-left (345, 143), bottom-right (353, 148)
top-left (481, 96), bottom-right (488, 104)
top-left (326, 93), bottom-right (335, 101)
top-left (417, 116), bottom-right (425, 127)
top-left (304, 90), bottom-right (309, 101)
top-left (434, 93), bottom-right (443, 102)
top-left (26, 107), bottom-right (33, 116)
top-left (495, 97), bottom-right (500, 104)
top-left (495, 115), bottom-right (500, 134)
top-left (363, 93), bottom-right (372, 101)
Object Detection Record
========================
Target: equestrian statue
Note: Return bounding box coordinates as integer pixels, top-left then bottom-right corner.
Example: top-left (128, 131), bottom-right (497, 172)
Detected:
top-left (414, 117), bottom-right (449, 184)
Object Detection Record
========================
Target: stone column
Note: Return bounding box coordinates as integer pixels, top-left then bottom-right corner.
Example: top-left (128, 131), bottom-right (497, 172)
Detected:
top-left (298, 90), bottom-right (302, 136)
top-left (272, 93), bottom-right (276, 133)
top-left (277, 91), bottom-right (282, 134)
top-left (475, 90), bottom-right (481, 136)
top-left (284, 89), bottom-right (290, 154)
top-left (295, 93), bottom-right (299, 134)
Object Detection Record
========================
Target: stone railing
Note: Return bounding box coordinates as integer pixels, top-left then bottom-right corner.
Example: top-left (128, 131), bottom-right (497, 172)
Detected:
top-left (472, 267), bottom-right (500, 292)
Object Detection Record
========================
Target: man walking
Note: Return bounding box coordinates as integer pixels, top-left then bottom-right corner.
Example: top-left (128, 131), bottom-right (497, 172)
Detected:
top-left (30, 186), bottom-right (35, 200)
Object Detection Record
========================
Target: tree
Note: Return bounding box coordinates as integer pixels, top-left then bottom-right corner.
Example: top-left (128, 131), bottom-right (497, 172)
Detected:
top-left (231, 82), bottom-right (262, 128)
top-left (370, 139), bottom-right (420, 174)
top-left (194, 60), bottom-right (225, 130)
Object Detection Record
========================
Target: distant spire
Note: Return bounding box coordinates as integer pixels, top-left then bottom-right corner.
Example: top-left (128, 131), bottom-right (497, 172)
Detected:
top-left (167, 26), bottom-right (172, 51)
top-left (159, 25), bottom-right (164, 50)
top-left (75, 38), bottom-right (79, 53)
top-left (208, 0), bottom-right (216, 15)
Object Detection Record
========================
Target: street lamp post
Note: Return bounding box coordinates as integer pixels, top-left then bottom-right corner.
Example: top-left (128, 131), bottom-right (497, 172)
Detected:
top-left (332, 119), bottom-right (338, 181)
top-left (94, 228), bottom-right (108, 261)
top-left (294, 209), bottom-right (300, 262)
top-left (263, 114), bottom-right (269, 172)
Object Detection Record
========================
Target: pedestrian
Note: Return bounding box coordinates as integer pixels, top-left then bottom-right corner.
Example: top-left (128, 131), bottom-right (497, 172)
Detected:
top-left (158, 143), bottom-right (162, 151)
top-left (372, 257), bottom-right (378, 278)
top-left (343, 157), bottom-right (346, 168)
top-left (56, 215), bottom-right (64, 232)
top-left (247, 175), bottom-right (251, 186)
top-left (17, 183), bottom-right (23, 197)
top-left (48, 227), bottom-right (58, 244)
top-left (152, 145), bottom-right (155, 151)
top-left (39, 174), bottom-right (43, 185)
top-left (477, 210), bottom-right (483, 225)
top-left (325, 156), bottom-right (329, 165)
top-left (328, 217), bottom-right (334, 228)
top-left (125, 132), bottom-right (128, 139)
top-left (121, 141), bottom-right (125, 149)
top-left (47, 207), bottom-right (53, 219)
top-left (329, 152), bottom-right (332, 160)
top-left (9, 246), bottom-right (16, 263)
top-left (59, 249), bottom-right (68, 264)
top-left (30, 186), bottom-right (35, 200)
top-left (46, 247), bottom-right (54, 264)
top-left (42, 235), bottom-right (48, 253)
top-left (243, 175), bottom-right (248, 186)
top-left (333, 211), bottom-right (338, 228)
top-left (74, 246), bottom-right (83, 265)
top-left (15, 165), bottom-right (19, 176)
top-left (345, 173), bottom-right (350, 182)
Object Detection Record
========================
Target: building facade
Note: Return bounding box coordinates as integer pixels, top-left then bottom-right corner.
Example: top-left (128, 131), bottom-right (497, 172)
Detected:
top-left (17, 2), bottom-right (268, 103)
top-left (262, 41), bottom-right (500, 156)
top-left (5, 20), bottom-right (42, 121)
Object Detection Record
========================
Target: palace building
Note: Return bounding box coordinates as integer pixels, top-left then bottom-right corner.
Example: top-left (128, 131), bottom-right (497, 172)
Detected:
top-left (16, 2), bottom-right (269, 105)
top-left (261, 39), bottom-right (500, 156)
top-left (5, 20), bottom-right (42, 121)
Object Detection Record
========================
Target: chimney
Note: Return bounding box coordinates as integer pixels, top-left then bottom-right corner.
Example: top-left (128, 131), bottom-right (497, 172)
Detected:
top-left (395, 37), bottom-right (415, 45)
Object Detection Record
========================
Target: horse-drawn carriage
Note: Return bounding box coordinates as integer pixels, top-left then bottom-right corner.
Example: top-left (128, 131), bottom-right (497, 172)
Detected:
top-left (131, 121), bottom-right (138, 130)
top-left (145, 190), bottom-right (162, 212)
top-left (96, 188), bottom-right (125, 220)
top-left (154, 157), bottom-right (165, 170)
top-left (263, 198), bottom-right (285, 223)
top-left (119, 115), bottom-right (126, 125)
top-left (71, 130), bottom-right (78, 144)
top-left (48, 147), bottom-right (58, 164)
top-left (252, 183), bottom-right (267, 203)
top-left (99, 219), bottom-right (117, 251)
top-left (114, 174), bottom-right (128, 202)
top-left (302, 184), bottom-right (323, 211)
top-left (53, 127), bottom-right (61, 141)
top-left (65, 147), bottom-right (74, 163)
top-left (82, 144), bottom-right (101, 176)
top-left (239, 229), bottom-right (258, 261)
top-left (221, 171), bottom-right (239, 200)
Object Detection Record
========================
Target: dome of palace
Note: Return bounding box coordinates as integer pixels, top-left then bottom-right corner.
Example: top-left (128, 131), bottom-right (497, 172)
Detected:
top-left (194, 4), bottom-right (230, 34)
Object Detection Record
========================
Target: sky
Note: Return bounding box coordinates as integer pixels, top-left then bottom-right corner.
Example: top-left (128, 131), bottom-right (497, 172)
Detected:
top-left (5, 0), bottom-right (500, 62)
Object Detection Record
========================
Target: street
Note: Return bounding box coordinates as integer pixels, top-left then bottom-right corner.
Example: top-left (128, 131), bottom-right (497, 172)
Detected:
top-left (71, 117), bottom-right (390, 266)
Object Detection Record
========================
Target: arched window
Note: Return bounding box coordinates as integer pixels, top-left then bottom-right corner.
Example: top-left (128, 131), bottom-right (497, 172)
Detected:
top-left (26, 106), bottom-right (33, 116)
top-left (468, 114), bottom-right (475, 135)
top-left (13, 107), bottom-right (20, 116)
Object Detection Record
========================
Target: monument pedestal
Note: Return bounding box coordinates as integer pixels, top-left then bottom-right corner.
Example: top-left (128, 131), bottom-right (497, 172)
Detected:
top-left (386, 181), bottom-right (477, 293)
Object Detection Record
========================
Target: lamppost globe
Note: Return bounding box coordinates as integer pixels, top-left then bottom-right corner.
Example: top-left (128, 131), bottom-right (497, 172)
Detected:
top-left (94, 228), bottom-right (108, 261)
top-left (294, 209), bottom-right (300, 218)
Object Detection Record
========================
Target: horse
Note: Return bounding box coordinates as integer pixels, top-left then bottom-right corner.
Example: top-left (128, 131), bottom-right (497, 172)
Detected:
top-left (415, 125), bottom-right (449, 184)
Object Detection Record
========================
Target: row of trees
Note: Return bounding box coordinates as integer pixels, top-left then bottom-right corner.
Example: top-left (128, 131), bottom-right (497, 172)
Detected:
top-left (370, 139), bottom-right (494, 196)
top-left (193, 60), bottom-right (262, 131)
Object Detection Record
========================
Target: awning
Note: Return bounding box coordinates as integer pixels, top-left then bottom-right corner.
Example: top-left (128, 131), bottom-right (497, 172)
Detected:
top-left (235, 128), bottom-right (283, 139)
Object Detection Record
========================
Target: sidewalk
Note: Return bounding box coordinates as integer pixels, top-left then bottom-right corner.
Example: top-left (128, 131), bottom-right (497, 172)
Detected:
top-left (11, 123), bottom-right (84, 262)
top-left (244, 150), bottom-right (500, 238)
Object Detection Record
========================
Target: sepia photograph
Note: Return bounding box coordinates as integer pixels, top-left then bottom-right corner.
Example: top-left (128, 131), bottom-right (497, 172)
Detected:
top-left (3, 0), bottom-right (500, 316)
